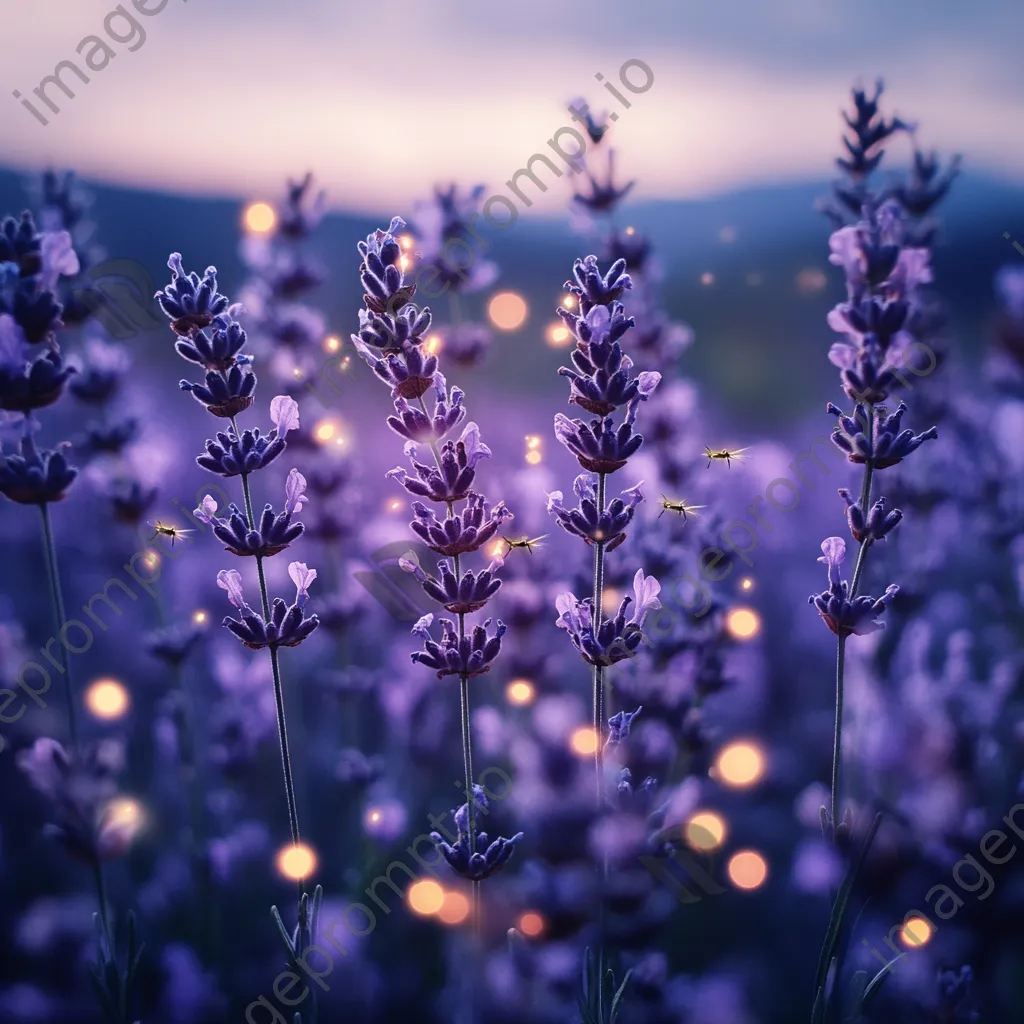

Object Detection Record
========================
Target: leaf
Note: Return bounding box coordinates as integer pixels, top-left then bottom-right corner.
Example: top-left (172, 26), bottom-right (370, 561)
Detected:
top-left (861, 955), bottom-right (905, 1007)
top-left (609, 968), bottom-right (633, 1024)
top-left (271, 904), bottom-right (298, 961)
top-left (813, 813), bottom-right (883, 999)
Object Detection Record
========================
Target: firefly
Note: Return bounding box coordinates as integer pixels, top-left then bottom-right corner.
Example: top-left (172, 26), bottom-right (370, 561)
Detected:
top-left (704, 446), bottom-right (750, 469)
top-left (148, 521), bottom-right (193, 547)
top-left (658, 496), bottom-right (706, 521)
top-left (501, 534), bottom-right (547, 555)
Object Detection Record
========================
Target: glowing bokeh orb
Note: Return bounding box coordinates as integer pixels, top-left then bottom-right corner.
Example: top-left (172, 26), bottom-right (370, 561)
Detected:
top-left (796, 267), bottom-right (828, 293)
top-left (438, 890), bottom-right (471, 925)
top-left (517, 911), bottom-right (545, 937)
top-left (715, 741), bottom-right (766, 788)
top-left (506, 679), bottom-right (535, 706)
top-left (398, 234), bottom-right (414, 251)
top-left (243, 202), bottom-right (276, 235)
top-left (276, 843), bottom-right (317, 881)
top-left (85, 679), bottom-right (130, 720)
top-left (561, 294), bottom-right (576, 309)
top-left (407, 879), bottom-right (445, 916)
top-left (424, 334), bottom-right (443, 355)
top-left (546, 323), bottom-right (571, 348)
top-left (726, 606), bottom-right (761, 640)
top-left (488, 292), bottom-right (528, 331)
top-left (900, 916), bottom-right (934, 948)
top-left (144, 550), bottom-right (160, 568)
top-left (525, 451), bottom-right (542, 465)
top-left (323, 335), bottom-right (342, 353)
top-left (570, 727), bottom-right (598, 756)
top-left (728, 850), bottom-right (768, 890)
top-left (739, 577), bottom-right (754, 592)
top-left (314, 420), bottom-right (336, 442)
top-left (700, 272), bottom-right (715, 286)
top-left (686, 811), bottom-right (727, 851)
top-left (192, 609), bottom-right (208, 625)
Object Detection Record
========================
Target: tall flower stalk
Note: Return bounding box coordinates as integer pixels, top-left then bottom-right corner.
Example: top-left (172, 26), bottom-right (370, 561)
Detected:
top-left (807, 89), bottom-right (942, 1023)
top-left (350, 216), bottom-right (521, 1015)
top-left (547, 253), bottom-right (662, 1021)
top-left (156, 255), bottom-right (324, 1019)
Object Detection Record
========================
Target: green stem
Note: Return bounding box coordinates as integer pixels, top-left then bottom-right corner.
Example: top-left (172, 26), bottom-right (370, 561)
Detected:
top-left (591, 470), bottom-right (608, 1022)
top-left (93, 861), bottom-right (113, 953)
top-left (830, 637), bottom-right (846, 834)
top-left (38, 503), bottom-right (78, 748)
top-left (230, 421), bottom-right (302, 861)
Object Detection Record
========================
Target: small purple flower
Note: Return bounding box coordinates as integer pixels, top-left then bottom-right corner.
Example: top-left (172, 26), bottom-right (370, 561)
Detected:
top-left (194, 472), bottom-right (305, 557)
top-left (555, 570), bottom-right (660, 666)
top-left (216, 562), bottom-right (319, 649)
top-left (38, 231), bottom-right (80, 292)
top-left (607, 706), bottom-right (643, 747)
top-left (145, 623), bottom-right (202, 666)
top-left (0, 343), bottom-right (75, 412)
top-left (353, 337), bottom-right (439, 400)
top-left (837, 488), bottom-right (902, 543)
top-left (0, 432), bottom-right (77, 504)
top-left (409, 613), bottom-right (507, 678)
top-left (174, 311), bottom-right (249, 372)
top-left (409, 492), bottom-right (513, 556)
top-left (196, 396), bottom-right (298, 477)
top-left (155, 254), bottom-right (231, 337)
top-left (400, 551), bottom-right (503, 614)
top-left (828, 401), bottom-right (937, 468)
top-left (572, 152), bottom-right (636, 217)
top-left (808, 536), bottom-right (898, 637)
top-left (386, 374), bottom-right (465, 443)
top-left (179, 363), bottom-right (256, 419)
top-left (357, 216), bottom-right (416, 316)
top-left (430, 788), bottom-right (523, 880)
top-left (387, 423), bottom-right (490, 502)
top-left (68, 337), bottom-right (129, 404)
top-left (17, 738), bottom-right (131, 866)
top-left (354, 305), bottom-right (432, 354)
top-left (554, 399), bottom-right (647, 474)
top-left (564, 255), bottom-right (632, 315)
top-left (547, 474), bottom-right (643, 551)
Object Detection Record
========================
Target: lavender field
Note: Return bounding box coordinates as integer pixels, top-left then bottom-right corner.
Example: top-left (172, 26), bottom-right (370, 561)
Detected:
top-left (1, 3), bottom-right (1023, 1023)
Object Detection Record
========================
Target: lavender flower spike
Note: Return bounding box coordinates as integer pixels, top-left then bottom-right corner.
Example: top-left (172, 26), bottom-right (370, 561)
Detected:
top-left (409, 613), bottom-right (507, 678)
top-left (217, 564), bottom-right (319, 649)
top-left (808, 537), bottom-right (898, 637)
top-left (430, 786), bottom-right (523, 881)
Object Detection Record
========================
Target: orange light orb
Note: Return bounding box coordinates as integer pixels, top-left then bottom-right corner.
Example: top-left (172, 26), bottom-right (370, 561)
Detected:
top-left (570, 727), bottom-right (598, 756)
top-left (506, 679), bottom-right (535, 706)
top-left (517, 911), bottom-right (545, 937)
top-left (407, 879), bottom-right (445, 916)
top-left (276, 843), bottom-right (317, 881)
top-left (726, 606), bottom-right (761, 640)
top-left (438, 890), bottom-right (471, 925)
top-left (900, 916), bottom-right (934, 948)
top-left (488, 292), bottom-right (528, 331)
top-left (727, 850), bottom-right (768, 890)
top-left (243, 202), bottom-right (276, 235)
top-left (714, 741), bottom-right (766, 788)
top-left (85, 679), bottom-right (130, 720)
top-left (686, 811), bottom-right (727, 851)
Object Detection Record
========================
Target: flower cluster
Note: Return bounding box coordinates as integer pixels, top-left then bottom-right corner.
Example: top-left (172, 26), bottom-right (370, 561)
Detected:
top-left (430, 786), bottom-right (523, 881)
top-left (353, 215), bottom-right (516, 878)
top-left (157, 254), bottom-right (319, 653)
top-left (808, 537), bottom-right (899, 637)
top-left (17, 738), bottom-right (132, 867)
top-left (0, 210), bottom-right (82, 505)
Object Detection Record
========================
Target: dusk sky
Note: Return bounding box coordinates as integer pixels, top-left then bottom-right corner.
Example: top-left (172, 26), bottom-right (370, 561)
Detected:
top-left (2, 0), bottom-right (1022, 213)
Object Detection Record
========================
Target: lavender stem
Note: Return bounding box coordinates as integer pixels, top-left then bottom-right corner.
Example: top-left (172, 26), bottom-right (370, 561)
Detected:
top-left (38, 502), bottom-right (78, 748)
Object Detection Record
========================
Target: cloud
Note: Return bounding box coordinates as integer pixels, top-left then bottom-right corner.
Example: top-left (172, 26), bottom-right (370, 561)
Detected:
top-left (0, 0), bottom-right (1020, 211)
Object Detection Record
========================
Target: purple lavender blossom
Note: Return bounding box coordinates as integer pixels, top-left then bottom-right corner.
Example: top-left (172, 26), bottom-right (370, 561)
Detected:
top-left (400, 551), bottom-right (504, 614)
top-left (546, 474), bottom-right (643, 551)
top-left (409, 613), bottom-right (506, 678)
top-left (828, 401), bottom-right (938, 468)
top-left (808, 537), bottom-right (898, 637)
top-left (409, 492), bottom-right (512, 556)
top-left (555, 569), bottom-right (661, 666)
top-left (216, 561), bottom-right (320, 649)
top-left (430, 786), bottom-right (523, 881)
